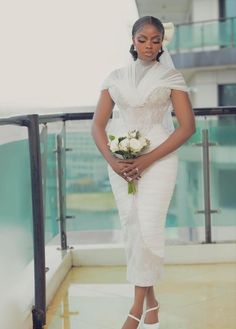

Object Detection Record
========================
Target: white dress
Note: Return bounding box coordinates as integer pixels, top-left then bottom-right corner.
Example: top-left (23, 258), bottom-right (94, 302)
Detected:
top-left (101, 58), bottom-right (188, 286)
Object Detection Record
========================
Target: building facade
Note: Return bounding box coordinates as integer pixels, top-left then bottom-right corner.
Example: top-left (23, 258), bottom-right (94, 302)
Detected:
top-left (136, 0), bottom-right (236, 108)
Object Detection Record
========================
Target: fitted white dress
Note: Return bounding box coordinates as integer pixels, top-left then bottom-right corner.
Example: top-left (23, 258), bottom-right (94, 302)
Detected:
top-left (101, 58), bottom-right (188, 286)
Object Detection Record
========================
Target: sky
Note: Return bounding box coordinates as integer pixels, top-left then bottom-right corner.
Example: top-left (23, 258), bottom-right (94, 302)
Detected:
top-left (0, 0), bottom-right (138, 115)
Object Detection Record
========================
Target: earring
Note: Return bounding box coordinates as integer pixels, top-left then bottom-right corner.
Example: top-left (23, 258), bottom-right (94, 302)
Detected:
top-left (133, 45), bottom-right (137, 51)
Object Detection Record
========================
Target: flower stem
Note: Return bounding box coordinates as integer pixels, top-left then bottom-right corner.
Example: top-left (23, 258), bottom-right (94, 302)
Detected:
top-left (128, 181), bottom-right (136, 194)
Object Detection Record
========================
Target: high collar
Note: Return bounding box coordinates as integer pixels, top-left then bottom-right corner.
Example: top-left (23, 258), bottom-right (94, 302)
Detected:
top-left (135, 57), bottom-right (158, 67)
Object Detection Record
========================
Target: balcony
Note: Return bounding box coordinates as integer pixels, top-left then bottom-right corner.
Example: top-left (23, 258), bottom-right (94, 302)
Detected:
top-left (0, 108), bottom-right (236, 329)
top-left (168, 17), bottom-right (236, 69)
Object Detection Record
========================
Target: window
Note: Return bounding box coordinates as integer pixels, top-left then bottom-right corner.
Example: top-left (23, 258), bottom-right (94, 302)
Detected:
top-left (218, 84), bottom-right (236, 106)
top-left (219, 169), bottom-right (236, 208)
top-left (219, 0), bottom-right (236, 18)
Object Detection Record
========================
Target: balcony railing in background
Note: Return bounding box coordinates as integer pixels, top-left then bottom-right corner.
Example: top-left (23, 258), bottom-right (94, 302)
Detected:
top-left (0, 115), bottom-right (45, 329)
top-left (0, 108), bottom-right (236, 329)
top-left (168, 17), bottom-right (236, 52)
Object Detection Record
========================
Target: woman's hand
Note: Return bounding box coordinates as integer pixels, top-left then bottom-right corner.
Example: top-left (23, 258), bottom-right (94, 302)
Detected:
top-left (120, 153), bottom-right (154, 181)
top-left (109, 157), bottom-right (141, 182)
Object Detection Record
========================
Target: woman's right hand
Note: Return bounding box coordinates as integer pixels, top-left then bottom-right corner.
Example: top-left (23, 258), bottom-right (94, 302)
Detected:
top-left (109, 157), bottom-right (141, 182)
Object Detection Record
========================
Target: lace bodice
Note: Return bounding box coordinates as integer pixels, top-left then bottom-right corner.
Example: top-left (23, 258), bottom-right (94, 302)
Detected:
top-left (112, 86), bottom-right (171, 134)
top-left (101, 58), bottom-right (188, 135)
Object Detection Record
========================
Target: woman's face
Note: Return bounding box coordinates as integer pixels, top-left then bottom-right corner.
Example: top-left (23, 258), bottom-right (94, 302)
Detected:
top-left (132, 24), bottom-right (163, 61)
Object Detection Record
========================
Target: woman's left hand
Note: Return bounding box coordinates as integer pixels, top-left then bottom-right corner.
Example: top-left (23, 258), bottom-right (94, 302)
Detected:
top-left (121, 153), bottom-right (154, 181)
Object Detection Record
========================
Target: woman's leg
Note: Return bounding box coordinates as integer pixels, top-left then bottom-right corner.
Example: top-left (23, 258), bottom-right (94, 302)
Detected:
top-left (121, 285), bottom-right (148, 329)
top-left (144, 286), bottom-right (159, 324)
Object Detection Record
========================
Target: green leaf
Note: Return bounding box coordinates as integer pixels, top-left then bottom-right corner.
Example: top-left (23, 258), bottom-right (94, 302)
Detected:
top-left (118, 136), bottom-right (126, 143)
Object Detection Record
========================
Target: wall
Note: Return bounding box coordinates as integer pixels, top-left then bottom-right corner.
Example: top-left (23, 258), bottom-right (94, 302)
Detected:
top-left (192, 0), bottom-right (219, 22)
top-left (0, 0), bottom-right (138, 115)
top-left (189, 68), bottom-right (236, 107)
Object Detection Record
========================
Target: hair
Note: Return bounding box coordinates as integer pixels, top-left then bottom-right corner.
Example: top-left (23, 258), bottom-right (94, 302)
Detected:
top-left (129, 16), bottom-right (165, 61)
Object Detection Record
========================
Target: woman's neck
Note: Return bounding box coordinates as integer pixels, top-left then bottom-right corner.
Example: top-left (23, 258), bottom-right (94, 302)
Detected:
top-left (136, 57), bottom-right (157, 66)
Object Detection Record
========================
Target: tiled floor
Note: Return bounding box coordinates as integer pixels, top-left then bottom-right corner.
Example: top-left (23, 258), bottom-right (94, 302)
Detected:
top-left (45, 263), bottom-right (236, 329)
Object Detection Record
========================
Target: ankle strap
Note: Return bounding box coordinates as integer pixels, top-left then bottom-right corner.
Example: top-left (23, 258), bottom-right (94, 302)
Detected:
top-left (146, 303), bottom-right (160, 313)
top-left (128, 314), bottom-right (141, 323)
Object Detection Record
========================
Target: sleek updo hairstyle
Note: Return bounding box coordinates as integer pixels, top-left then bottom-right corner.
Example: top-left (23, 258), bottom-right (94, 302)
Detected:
top-left (129, 16), bottom-right (165, 61)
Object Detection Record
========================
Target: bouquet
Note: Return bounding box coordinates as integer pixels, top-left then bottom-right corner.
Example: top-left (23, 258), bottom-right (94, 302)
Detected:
top-left (108, 130), bottom-right (150, 194)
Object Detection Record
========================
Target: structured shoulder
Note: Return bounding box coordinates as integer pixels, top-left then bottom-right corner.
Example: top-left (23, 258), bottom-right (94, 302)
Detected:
top-left (101, 66), bottom-right (125, 90)
top-left (157, 64), bottom-right (188, 92)
top-left (110, 65), bottom-right (128, 80)
top-left (158, 64), bottom-right (183, 78)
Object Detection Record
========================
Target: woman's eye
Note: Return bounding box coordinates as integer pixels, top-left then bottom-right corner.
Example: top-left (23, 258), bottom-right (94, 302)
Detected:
top-left (137, 39), bottom-right (161, 44)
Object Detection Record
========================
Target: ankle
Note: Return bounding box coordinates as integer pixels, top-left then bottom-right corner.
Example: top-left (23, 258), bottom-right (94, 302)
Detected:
top-left (146, 299), bottom-right (159, 309)
top-left (129, 306), bottom-right (143, 318)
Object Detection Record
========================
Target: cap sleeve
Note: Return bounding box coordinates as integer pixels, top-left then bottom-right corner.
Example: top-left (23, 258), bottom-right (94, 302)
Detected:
top-left (164, 68), bottom-right (189, 92)
top-left (100, 70), bottom-right (115, 91)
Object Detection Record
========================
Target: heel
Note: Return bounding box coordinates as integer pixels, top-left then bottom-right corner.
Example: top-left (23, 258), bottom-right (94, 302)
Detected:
top-left (143, 303), bottom-right (160, 329)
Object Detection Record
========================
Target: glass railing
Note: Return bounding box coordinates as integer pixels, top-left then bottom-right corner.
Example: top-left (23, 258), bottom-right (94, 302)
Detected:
top-left (65, 120), bottom-right (120, 235)
top-left (0, 124), bottom-right (34, 329)
top-left (171, 112), bottom-right (236, 244)
top-left (40, 122), bottom-right (62, 245)
top-left (0, 115), bottom-right (49, 329)
top-left (64, 110), bottom-right (236, 246)
top-left (0, 108), bottom-right (236, 328)
top-left (168, 17), bottom-right (236, 52)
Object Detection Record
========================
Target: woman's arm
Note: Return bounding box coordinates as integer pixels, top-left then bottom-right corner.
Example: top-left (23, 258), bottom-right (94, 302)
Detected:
top-left (91, 89), bottom-right (115, 165)
top-left (91, 90), bottom-right (134, 180)
top-left (122, 90), bottom-right (196, 178)
top-left (149, 89), bottom-right (196, 161)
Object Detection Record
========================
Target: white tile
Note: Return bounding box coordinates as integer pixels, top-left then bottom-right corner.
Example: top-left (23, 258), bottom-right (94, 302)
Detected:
top-left (46, 264), bottom-right (236, 329)
top-left (69, 283), bottom-right (134, 298)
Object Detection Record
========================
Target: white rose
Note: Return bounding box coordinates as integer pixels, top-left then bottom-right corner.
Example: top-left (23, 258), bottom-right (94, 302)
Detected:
top-left (129, 138), bottom-right (142, 152)
top-left (119, 138), bottom-right (130, 151)
top-left (109, 138), bottom-right (119, 152)
top-left (128, 130), bottom-right (137, 138)
top-left (139, 136), bottom-right (147, 148)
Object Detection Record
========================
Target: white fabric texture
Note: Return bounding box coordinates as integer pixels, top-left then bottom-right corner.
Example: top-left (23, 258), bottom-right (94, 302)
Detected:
top-left (159, 46), bottom-right (177, 134)
top-left (101, 57), bottom-right (188, 286)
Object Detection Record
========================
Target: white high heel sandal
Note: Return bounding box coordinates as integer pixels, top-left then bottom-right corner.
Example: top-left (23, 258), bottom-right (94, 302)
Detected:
top-left (127, 313), bottom-right (143, 329)
top-left (143, 303), bottom-right (160, 329)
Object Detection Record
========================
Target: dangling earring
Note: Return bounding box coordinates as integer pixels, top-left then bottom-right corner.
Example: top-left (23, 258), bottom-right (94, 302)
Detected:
top-left (133, 45), bottom-right (137, 51)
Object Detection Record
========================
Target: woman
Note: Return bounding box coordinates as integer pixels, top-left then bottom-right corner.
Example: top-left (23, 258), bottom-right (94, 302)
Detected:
top-left (91, 16), bottom-right (195, 329)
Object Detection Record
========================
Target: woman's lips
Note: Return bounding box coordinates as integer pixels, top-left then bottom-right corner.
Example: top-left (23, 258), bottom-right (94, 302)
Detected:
top-left (144, 52), bottom-right (153, 56)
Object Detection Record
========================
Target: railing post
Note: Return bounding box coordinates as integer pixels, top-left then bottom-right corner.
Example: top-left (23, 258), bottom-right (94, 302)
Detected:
top-left (194, 129), bottom-right (219, 243)
top-left (56, 133), bottom-right (68, 250)
top-left (202, 129), bottom-right (212, 243)
top-left (176, 25), bottom-right (180, 52)
top-left (201, 22), bottom-right (204, 50)
top-left (230, 17), bottom-right (235, 47)
top-left (27, 114), bottom-right (46, 329)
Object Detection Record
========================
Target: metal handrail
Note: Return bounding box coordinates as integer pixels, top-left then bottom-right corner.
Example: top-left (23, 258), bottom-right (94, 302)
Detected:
top-left (1, 107), bottom-right (236, 126)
